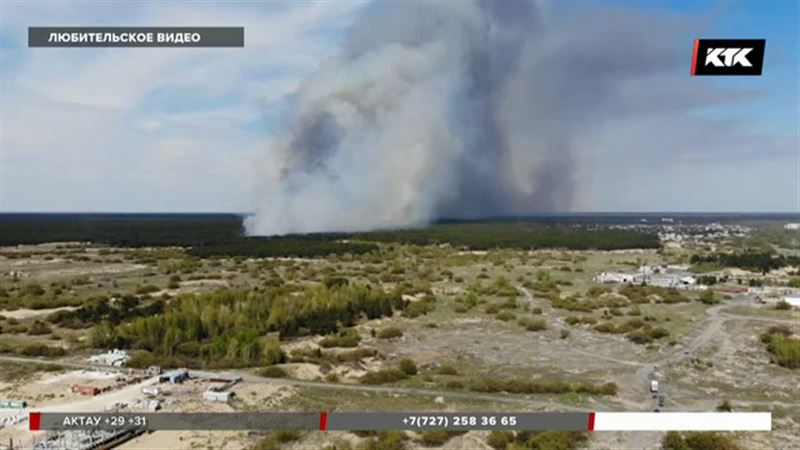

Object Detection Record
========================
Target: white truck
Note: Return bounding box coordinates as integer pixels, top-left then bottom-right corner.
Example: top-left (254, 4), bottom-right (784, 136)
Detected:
top-left (650, 380), bottom-right (659, 393)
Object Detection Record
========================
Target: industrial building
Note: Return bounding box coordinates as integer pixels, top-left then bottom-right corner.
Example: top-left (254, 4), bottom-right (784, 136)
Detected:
top-left (595, 265), bottom-right (697, 289)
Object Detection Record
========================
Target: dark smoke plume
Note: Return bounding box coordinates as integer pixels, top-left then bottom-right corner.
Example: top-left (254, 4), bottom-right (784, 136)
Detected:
top-left (248, 1), bottom-right (701, 235)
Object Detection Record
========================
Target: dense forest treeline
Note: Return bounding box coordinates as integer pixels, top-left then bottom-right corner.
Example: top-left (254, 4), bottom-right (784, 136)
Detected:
top-left (188, 239), bottom-right (378, 258)
top-left (0, 214), bottom-right (243, 247)
top-left (89, 284), bottom-right (406, 368)
top-left (690, 251), bottom-right (800, 273)
top-left (0, 215), bottom-right (660, 256)
top-left (0, 215), bottom-right (374, 257)
top-left (47, 295), bottom-right (164, 329)
top-left (353, 223), bottom-right (660, 250)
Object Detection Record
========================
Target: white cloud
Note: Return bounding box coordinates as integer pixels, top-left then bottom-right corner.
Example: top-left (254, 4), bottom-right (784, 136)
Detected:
top-left (0, 1), bottom-right (367, 212)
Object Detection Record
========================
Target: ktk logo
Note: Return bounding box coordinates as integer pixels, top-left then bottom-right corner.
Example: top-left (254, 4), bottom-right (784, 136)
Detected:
top-left (691, 39), bottom-right (765, 76)
top-left (705, 48), bottom-right (753, 67)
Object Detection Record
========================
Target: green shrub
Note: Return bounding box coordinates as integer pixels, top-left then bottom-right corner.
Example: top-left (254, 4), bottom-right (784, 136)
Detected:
top-left (760, 325), bottom-right (792, 342)
top-left (650, 327), bottom-right (670, 339)
top-left (403, 296), bottom-right (436, 318)
top-left (594, 322), bottom-right (620, 334)
top-left (360, 368), bottom-right (408, 385)
top-left (135, 285), bottom-right (160, 295)
top-left (377, 327), bottom-right (403, 339)
top-left (253, 429), bottom-right (302, 450)
top-left (587, 286), bottom-right (611, 298)
top-left (627, 330), bottom-right (653, 344)
top-left (319, 329), bottom-right (361, 348)
top-left (662, 431), bottom-right (742, 450)
top-left (565, 316), bottom-right (579, 325)
top-left (526, 431), bottom-right (588, 450)
top-left (444, 379), bottom-right (464, 389)
top-left (263, 341), bottom-right (286, 365)
top-left (436, 365), bottom-right (459, 376)
top-left (495, 311), bottom-right (516, 322)
top-left (418, 430), bottom-right (464, 447)
top-left (469, 377), bottom-right (616, 396)
top-left (699, 290), bottom-right (720, 305)
top-left (518, 317), bottom-right (547, 331)
top-left (398, 358), bottom-right (418, 375)
top-left (322, 276), bottom-right (349, 288)
top-left (259, 366), bottom-right (288, 378)
top-left (486, 431), bottom-right (514, 449)
top-left (579, 316), bottom-right (597, 325)
top-left (27, 320), bottom-right (52, 335)
top-left (764, 334), bottom-right (800, 369)
top-left (16, 344), bottom-right (66, 357)
top-left (775, 300), bottom-right (791, 310)
top-left (484, 304), bottom-right (500, 314)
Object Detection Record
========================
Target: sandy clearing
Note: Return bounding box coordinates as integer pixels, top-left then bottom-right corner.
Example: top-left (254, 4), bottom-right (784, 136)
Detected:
top-left (0, 306), bottom-right (77, 320)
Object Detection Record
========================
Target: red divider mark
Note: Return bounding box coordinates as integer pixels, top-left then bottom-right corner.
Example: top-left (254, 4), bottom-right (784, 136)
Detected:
top-left (319, 412), bottom-right (328, 431)
top-left (29, 412), bottom-right (41, 431)
top-left (690, 39), bottom-right (699, 75)
top-left (587, 412), bottom-right (596, 432)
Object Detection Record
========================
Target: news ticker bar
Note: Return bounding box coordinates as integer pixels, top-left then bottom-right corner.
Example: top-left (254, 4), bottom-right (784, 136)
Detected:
top-left (30, 412), bottom-right (771, 432)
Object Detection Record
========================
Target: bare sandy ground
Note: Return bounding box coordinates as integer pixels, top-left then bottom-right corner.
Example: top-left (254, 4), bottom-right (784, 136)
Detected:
top-left (0, 306), bottom-right (76, 320)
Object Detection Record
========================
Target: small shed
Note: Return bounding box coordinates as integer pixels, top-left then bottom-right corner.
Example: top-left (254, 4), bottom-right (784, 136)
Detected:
top-left (142, 386), bottom-right (163, 396)
top-left (203, 390), bottom-right (234, 402)
top-left (159, 369), bottom-right (189, 384)
top-left (72, 384), bottom-right (100, 396)
top-left (0, 399), bottom-right (27, 409)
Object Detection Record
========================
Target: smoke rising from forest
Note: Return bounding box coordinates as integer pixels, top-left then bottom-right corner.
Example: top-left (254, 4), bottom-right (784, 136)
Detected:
top-left (247, 0), bottom-right (705, 235)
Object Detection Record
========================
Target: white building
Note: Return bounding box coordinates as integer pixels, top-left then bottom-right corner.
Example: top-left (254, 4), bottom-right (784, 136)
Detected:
top-left (647, 273), bottom-right (697, 289)
top-left (142, 386), bottom-right (162, 396)
top-left (595, 265), bottom-right (696, 289)
top-left (87, 349), bottom-right (129, 367)
top-left (595, 272), bottom-right (641, 284)
top-left (203, 390), bottom-right (234, 402)
top-left (784, 223), bottom-right (800, 230)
